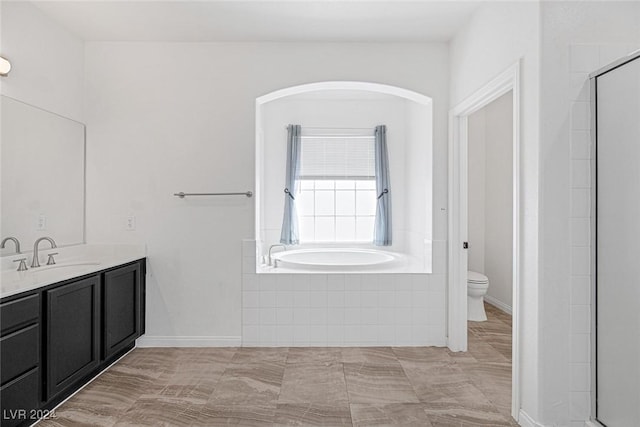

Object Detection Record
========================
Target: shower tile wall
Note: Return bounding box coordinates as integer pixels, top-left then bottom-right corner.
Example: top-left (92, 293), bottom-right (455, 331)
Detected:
top-left (241, 241), bottom-right (447, 347)
top-left (568, 44), bottom-right (594, 422)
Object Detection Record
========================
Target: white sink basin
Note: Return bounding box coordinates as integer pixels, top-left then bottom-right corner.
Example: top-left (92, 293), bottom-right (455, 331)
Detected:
top-left (34, 262), bottom-right (101, 272)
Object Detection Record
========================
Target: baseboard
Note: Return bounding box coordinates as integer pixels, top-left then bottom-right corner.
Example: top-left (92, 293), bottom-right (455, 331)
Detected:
top-left (485, 295), bottom-right (512, 315)
top-left (136, 335), bottom-right (241, 347)
top-left (518, 409), bottom-right (544, 427)
top-left (584, 420), bottom-right (604, 427)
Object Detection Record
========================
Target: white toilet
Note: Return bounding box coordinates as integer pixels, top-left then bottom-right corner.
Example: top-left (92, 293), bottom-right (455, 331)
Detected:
top-left (467, 271), bottom-right (489, 321)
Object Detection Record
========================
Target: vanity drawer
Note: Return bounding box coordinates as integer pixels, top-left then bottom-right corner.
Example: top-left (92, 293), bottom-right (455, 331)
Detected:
top-left (0, 367), bottom-right (39, 427)
top-left (0, 324), bottom-right (39, 386)
top-left (0, 294), bottom-right (40, 335)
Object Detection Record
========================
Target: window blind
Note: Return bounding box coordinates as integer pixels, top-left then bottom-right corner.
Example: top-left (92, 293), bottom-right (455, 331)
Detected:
top-left (298, 136), bottom-right (375, 180)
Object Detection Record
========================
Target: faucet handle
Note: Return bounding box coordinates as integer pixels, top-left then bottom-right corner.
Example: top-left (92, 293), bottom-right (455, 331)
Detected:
top-left (13, 258), bottom-right (28, 272)
top-left (46, 253), bottom-right (58, 265)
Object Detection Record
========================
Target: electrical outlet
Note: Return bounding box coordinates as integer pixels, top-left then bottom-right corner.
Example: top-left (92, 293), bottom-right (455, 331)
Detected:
top-left (125, 215), bottom-right (136, 231)
top-left (37, 215), bottom-right (47, 231)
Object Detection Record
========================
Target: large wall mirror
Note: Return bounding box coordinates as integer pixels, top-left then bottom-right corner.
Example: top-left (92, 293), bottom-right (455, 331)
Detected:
top-left (1, 95), bottom-right (85, 256)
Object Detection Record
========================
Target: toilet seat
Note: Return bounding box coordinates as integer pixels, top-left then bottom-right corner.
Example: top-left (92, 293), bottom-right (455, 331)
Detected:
top-left (467, 271), bottom-right (489, 284)
top-left (468, 281), bottom-right (489, 290)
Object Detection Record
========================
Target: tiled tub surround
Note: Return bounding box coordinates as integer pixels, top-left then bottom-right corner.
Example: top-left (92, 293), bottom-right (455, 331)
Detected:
top-left (242, 240), bottom-right (447, 347)
top-left (0, 244), bottom-right (147, 298)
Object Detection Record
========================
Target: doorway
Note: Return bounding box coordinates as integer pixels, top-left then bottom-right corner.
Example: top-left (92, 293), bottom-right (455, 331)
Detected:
top-left (448, 62), bottom-right (521, 420)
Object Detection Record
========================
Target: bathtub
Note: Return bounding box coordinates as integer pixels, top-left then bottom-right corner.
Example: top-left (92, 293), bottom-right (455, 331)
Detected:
top-left (243, 239), bottom-right (445, 346)
top-left (271, 248), bottom-right (401, 271)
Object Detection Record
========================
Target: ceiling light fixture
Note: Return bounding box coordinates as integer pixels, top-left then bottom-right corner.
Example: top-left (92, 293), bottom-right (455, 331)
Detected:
top-left (0, 56), bottom-right (12, 76)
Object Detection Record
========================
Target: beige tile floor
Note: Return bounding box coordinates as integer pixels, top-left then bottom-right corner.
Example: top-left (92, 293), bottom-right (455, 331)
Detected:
top-left (38, 304), bottom-right (515, 426)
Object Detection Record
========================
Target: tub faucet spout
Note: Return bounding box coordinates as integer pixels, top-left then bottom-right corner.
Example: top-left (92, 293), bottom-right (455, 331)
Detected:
top-left (268, 244), bottom-right (287, 266)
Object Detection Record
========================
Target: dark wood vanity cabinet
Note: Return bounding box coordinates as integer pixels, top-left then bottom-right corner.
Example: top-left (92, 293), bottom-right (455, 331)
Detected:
top-left (0, 294), bottom-right (41, 427)
top-left (0, 259), bottom-right (145, 426)
top-left (103, 262), bottom-right (143, 360)
top-left (45, 275), bottom-right (101, 401)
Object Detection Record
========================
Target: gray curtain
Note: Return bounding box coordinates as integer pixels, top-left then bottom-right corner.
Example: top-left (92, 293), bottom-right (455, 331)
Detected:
top-left (374, 125), bottom-right (392, 246)
top-left (280, 124), bottom-right (302, 245)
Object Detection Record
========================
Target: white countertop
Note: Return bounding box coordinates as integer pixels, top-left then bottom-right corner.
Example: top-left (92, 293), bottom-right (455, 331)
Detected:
top-left (0, 244), bottom-right (146, 299)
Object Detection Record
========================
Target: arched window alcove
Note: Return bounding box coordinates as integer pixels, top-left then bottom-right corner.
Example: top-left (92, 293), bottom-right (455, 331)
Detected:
top-left (255, 81), bottom-right (433, 273)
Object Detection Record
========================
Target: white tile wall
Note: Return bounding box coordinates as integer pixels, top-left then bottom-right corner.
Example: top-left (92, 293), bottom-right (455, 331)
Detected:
top-left (570, 160), bottom-right (590, 189)
top-left (569, 73), bottom-right (590, 101)
top-left (570, 101), bottom-right (591, 130)
top-left (570, 333), bottom-right (590, 364)
top-left (571, 131), bottom-right (590, 160)
top-left (241, 239), bottom-right (447, 347)
top-left (570, 363), bottom-right (590, 392)
top-left (570, 247), bottom-right (590, 276)
top-left (569, 305), bottom-right (590, 335)
top-left (570, 189), bottom-right (590, 218)
top-left (569, 391), bottom-right (591, 421)
top-left (570, 276), bottom-right (590, 306)
top-left (568, 43), bottom-right (595, 423)
top-left (570, 219), bottom-right (590, 247)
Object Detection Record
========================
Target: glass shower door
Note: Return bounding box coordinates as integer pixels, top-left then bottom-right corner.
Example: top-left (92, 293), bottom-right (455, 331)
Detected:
top-left (595, 54), bottom-right (640, 426)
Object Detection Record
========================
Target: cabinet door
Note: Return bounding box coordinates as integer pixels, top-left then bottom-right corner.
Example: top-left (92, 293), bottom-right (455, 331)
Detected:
top-left (45, 276), bottom-right (100, 400)
top-left (103, 263), bottom-right (141, 360)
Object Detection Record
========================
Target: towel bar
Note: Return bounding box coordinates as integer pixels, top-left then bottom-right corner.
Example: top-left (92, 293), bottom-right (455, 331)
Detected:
top-left (174, 191), bottom-right (253, 198)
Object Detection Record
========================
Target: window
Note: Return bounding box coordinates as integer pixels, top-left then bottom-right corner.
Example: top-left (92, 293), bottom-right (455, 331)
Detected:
top-left (296, 135), bottom-right (377, 242)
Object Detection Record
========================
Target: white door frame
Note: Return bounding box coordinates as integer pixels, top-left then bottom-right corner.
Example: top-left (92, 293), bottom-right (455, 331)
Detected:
top-left (447, 61), bottom-right (521, 419)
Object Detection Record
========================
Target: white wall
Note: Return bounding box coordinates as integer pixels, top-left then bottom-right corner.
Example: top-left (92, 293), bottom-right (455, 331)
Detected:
top-left (468, 107), bottom-right (486, 274)
top-left (404, 100), bottom-right (434, 268)
top-left (539, 2), bottom-right (640, 425)
top-left (484, 92), bottom-right (513, 312)
top-left (449, 1), bottom-right (540, 421)
top-left (84, 42), bottom-right (449, 342)
top-left (0, 1), bottom-right (84, 121)
top-left (468, 92), bottom-right (513, 312)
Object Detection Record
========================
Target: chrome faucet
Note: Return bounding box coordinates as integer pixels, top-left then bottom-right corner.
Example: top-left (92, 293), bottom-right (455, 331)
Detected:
top-left (268, 244), bottom-right (286, 266)
top-left (1, 237), bottom-right (21, 254)
top-left (31, 237), bottom-right (57, 268)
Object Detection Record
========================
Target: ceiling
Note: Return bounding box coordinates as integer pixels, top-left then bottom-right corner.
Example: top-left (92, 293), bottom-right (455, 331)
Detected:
top-left (32, 1), bottom-right (481, 43)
